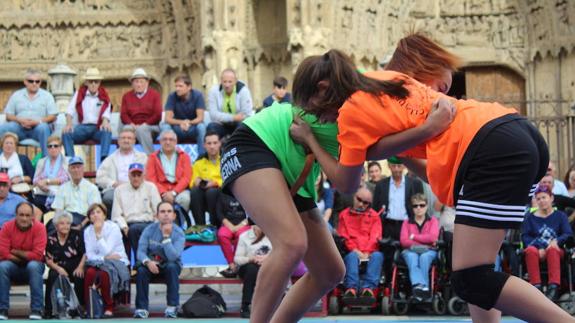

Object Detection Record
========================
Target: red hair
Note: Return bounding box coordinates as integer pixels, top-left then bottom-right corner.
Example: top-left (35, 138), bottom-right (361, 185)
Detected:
top-left (385, 32), bottom-right (462, 85)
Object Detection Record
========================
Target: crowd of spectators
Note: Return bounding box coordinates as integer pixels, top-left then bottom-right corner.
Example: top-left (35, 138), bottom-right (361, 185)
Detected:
top-left (0, 65), bottom-right (574, 319)
top-left (0, 66), bottom-right (295, 319)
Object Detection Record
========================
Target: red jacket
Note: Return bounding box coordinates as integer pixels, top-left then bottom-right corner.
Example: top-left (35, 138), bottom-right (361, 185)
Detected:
top-left (146, 148), bottom-right (192, 194)
top-left (400, 216), bottom-right (439, 249)
top-left (337, 207), bottom-right (382, 253)
top-left (0, 219), bottom-right (47, 262)
top-left (76, 85), bottom-right (111, 127)
top-left (120, 88), bottom-right (162, 125)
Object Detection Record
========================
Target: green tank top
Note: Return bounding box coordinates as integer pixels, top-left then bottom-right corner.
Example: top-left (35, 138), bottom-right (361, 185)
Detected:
top-left (243, 102), bottom-right (339, 200)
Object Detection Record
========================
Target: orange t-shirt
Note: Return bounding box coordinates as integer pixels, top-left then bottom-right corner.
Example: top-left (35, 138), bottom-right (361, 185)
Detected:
top-left (337, 70), bottom-right (518, 206)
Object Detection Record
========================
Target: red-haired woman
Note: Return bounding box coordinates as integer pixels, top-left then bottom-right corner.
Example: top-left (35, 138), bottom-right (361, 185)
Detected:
top-left (290, 48), bottom-right (572, 323)
top-left (385, 32), bottom-right (461, 94)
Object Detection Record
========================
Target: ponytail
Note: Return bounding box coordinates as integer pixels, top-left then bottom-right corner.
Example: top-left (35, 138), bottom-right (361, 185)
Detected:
top-left (293, 49), bottom-right (408, 117)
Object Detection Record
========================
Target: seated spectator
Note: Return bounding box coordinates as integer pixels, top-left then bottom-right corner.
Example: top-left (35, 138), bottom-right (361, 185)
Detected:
top-left (217, 193), bottom-right (250, 278)
top-left (0, 132), bottom-right (34, 187)
top-left (83, 203), bottom-right (130, 318)
top-left (207, 68), bottom-right (253, 138)
top-left (234, 224), bottom-right (272, 319)
top-left (373, 157), bottom-right (423, 241)
top-left (563, 164), bottom-right (575, 198)
top-left (189, 131), bottom-right (222, 226)
top-left (120, 68), bottom-right (162, 154)
top-left (97, 125), bottom-right (148, 214)
top-left (522, 185), bottom-right (573, 301)
top-left (112, 163), bottom-right (161, 260)
top-left (337, 187), bottom-right (383, 300)
top-left (162, 74), bottom-right (206, 153)
top-left (0, 173), bottom-right (32, 228)
top-left (0, 202), bottom-right (47, 320)
top-left (537, 174), bottom-right (575, 219)
top-left (51, 156), bottom-right (102, 230)
top-left (365, 161), bottom-right (383, 194)
top-left (262, 76), bottom-right (292, 108)
top-left (146, 130), bottom-right (191, 225)
top-left (548, 161), bottom-right (569, 196)
top-left (44, 210), bottom-right (86, 317)
top-left (62, 68), bottom-right (112, 162)
top-left (32, 135), bottom-right (70, 212)
top-left (315, 173), bottom-right (334, 232)
top-left (399, 193), bottom-right (440, 300)
top-left (134, 202), bottom-right (185, 319)
top-left (0, 69), bottom-right (57, 157)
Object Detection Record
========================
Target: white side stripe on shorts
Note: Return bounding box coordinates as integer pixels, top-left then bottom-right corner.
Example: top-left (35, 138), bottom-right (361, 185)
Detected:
top-left (456, 199), bottom-right (527, 222)
top-left (529, 184), bottom-right (538, 197)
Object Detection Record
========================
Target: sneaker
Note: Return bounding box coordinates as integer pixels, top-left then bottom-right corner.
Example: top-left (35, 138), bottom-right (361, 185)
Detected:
top-left (29, 310), bottom-right (43, 320)
top-left (134, 309), bottom-right (149, 319)
top-left (360, 288), bottom-right (375, 298)
top-left (240, 304), bottom-right (251, 319)
top-left (420, 286), bottom-right (431, 299)
top-left (343, 288), bottom-right (357, 298)
top-left (545, 284), bottom-right (559, 301)
top-left (164, 306), bottom-right (178, 318)
top-left (220, 267), bottom-right (237, 278)
top-left (0, 310), bottom-right (7, 320)
top-left (412, 285), bottom-right (427, 300)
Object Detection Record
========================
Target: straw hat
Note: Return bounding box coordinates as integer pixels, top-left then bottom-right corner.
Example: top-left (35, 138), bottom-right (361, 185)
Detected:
top-left (83, 67), bottom-right (104, 81)
top-left (129, 68), bottom-right (150, 81)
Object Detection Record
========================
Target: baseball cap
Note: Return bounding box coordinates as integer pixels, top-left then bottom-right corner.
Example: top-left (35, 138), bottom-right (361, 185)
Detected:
top-left (68, 156), bottom-right (84, 165)
top-left (387, 156), bottom-right (402, 165)
top-left (0, 173), bottom-right (9, 183)
top-left (128, 163), bottom-right (145, 174)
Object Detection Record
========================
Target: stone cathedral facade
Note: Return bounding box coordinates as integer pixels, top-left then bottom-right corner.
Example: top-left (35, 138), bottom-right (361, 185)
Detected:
top-left (0, 0), bottom-right (574, 169)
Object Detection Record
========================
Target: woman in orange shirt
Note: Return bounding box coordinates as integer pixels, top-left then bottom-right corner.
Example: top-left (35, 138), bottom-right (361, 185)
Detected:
top-left (291, 49), bottom-right (571, 323)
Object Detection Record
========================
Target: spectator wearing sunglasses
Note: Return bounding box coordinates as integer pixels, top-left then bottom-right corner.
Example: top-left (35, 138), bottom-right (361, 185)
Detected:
top-left (0, 69), bottom-right (57, 157)
top-left (399, 193), bottom-right (440, 301)
top-left (62, 68), bottom-right (112, 162)
top-left (337, 187), bottom-right (383, 300)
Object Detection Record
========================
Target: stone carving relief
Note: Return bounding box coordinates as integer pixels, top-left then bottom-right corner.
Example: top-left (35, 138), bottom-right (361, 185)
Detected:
top-left (0, 24), bottom-right (166, 62)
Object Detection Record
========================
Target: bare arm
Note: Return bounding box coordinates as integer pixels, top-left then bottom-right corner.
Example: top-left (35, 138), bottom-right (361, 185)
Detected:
top-left (366, 97), bottom-right (456, 160)
top-left (291, 118), bottom-right (363, 194)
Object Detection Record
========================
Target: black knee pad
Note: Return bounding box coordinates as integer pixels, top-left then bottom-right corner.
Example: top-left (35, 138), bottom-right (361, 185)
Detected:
top-left (451, 264), bottom-right (510, 310)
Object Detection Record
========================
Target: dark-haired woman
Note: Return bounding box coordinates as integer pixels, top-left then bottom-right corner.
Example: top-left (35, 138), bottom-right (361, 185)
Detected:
top-left (234, 225), bottom-right (272, 318)
top-left (290, 48), bottom-right (571, 323)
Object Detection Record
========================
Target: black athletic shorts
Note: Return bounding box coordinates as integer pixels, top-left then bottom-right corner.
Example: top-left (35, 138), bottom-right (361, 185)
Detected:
top-left (453, 114), bottom-right (549, 229)
top-left (220, 124), bottom-right (317, 213)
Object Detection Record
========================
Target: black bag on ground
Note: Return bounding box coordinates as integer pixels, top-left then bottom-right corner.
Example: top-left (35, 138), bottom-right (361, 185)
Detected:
top-left (181, 285), bottom-right (226, 318)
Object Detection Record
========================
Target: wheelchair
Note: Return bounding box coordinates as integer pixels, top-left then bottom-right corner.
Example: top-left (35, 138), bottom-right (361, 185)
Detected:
top-left (327, 234), bottom-right (385, 314)
top-left (379, 237), bottom-right (450, 315)
top-left (517, 236), bottom-right (575, 315)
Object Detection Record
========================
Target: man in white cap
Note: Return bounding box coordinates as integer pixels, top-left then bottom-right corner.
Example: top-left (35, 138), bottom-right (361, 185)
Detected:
top-left (52, 156), bottom-right (101, 230)
top-left (112, 162), bottom-right (161, 261)
top-left (120, 68), bottom-right (163, 154)
top-left (62, 67), bottom-right (113, 161)
top-left (0, 69), bottom-right (57, 157)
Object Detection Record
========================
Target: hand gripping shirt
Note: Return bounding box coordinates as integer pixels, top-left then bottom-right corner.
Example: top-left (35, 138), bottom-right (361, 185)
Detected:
top-left (337, 70), bottom-right (518, 206)
top-left (243, 102), bottom-right (339, 201)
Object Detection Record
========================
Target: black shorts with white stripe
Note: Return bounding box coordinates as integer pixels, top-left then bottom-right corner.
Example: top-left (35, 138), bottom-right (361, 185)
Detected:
top-left (453, 115), bottom-right (549, 229)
